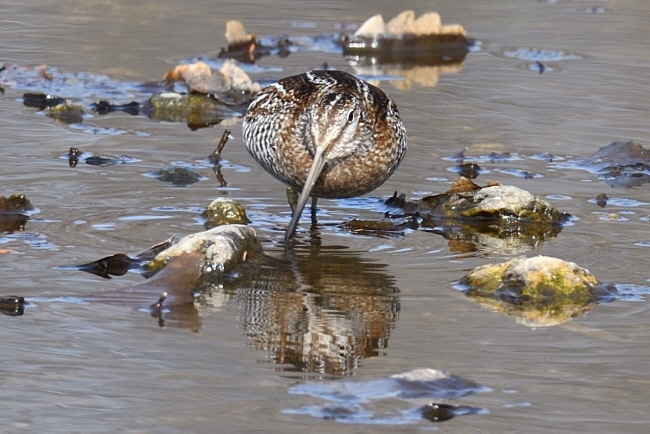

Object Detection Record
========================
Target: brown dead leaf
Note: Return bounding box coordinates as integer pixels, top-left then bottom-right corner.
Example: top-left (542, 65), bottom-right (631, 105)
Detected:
top-left (447, 177), bottom-right (481, 193)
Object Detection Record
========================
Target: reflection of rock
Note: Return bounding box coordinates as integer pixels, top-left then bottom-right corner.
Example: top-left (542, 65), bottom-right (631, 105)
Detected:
top-left (578, 141), bottom-right (650, 188)
top-left (422, 217), bottom-right (563, 255)
top-left (0, 214), bottom-right (29, 233)
top-left (459, 256), bottom-right (617, 327)
top-left (351, 62), bottom-right (465, 90)
top-left (231, 246), bottom-right (400, 375)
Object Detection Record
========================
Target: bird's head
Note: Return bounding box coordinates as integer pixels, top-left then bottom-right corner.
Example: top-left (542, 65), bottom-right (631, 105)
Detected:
top-left (306, 92), bottom-right (369, 163)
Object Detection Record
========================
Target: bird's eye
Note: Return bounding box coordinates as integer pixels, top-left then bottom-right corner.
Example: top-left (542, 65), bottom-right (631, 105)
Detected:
top-left (347, 110), bottom-right (355, 123)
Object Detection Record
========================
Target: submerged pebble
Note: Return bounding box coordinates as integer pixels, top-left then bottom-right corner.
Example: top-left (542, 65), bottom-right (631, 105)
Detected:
top-left (146, 167), bottom-right (205, 186)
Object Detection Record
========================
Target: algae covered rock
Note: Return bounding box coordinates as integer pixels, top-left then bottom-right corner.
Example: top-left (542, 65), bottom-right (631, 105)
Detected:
top-left (202, 197), bottom-right (251, 229)
top-left (403, 180), bottom-right (569, 254)
top-left (44, 101), bottom-right (85, 124)
top-left (144, 92), bottom-right (243, 129)
top-left (148, 224), bottom-right (262, 276)
top-left (421, 182), bottom-right (568, 225)
top-left (461, 256), bottom-right (604, 299)
top-left (459, 256), bottom-right (616, 327)
top-left (420, 178), bottom-right (569, 225)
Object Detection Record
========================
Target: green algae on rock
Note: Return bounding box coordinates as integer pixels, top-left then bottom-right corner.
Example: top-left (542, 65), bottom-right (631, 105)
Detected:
top-left (144, 92), bottom-right (243, 129)
top-left (461, 256), bottom-right (603, 298)
top-left (147, 224), bottom-right (263, 276)
top-left (382, 180), bottom-right (567, 254)
top-left (421, 181), bottom-right (569, 225)
top-left (459, 256), bottom-right (617, 327)
top-left (202, 197), bottom-right (251, 229)
top-left (44, 101), bottom-right (85, 124)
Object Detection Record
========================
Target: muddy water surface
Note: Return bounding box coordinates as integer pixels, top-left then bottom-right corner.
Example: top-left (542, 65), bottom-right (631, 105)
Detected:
top-left (2, 0), bottom-right (650, 432)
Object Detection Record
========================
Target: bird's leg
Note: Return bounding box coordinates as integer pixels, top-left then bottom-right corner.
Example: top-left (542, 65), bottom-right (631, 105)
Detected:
top-left (286, 186), bottom-right (299, 213)
top-left (310, 196), bottom-right (318, 226)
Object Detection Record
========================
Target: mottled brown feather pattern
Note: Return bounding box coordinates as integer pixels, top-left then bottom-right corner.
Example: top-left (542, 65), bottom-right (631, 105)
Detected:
top-left (243, 70), bottom-right (407, 198)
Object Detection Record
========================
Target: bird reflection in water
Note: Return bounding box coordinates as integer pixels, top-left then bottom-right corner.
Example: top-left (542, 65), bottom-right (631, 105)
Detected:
top-left (86, 241), bottom-right (400, 376)
top-left (235, 244), bottom-right (400, 376)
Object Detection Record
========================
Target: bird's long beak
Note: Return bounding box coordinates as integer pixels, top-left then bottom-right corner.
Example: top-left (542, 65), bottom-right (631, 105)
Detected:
top-left (284, 145), bottom-right (327, 244)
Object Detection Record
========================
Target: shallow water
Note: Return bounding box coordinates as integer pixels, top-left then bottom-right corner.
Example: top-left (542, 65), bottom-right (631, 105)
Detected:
top-left (3, 0), bottom-right (650, 432)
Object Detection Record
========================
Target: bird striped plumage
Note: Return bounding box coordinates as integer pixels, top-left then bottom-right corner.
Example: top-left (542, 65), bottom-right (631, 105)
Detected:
top-left (242, 70), bottom-right (407, 242)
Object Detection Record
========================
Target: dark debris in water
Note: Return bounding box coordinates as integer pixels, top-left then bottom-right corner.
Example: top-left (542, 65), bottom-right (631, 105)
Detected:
top-left (89, 100), bottom-right (141, 115)
top-left (0, 194), bottom-right (34, 215)
top-left (596, 193), bottom-right (608, 208)
top-left (73, 253), bottom-right (143, 279)
top-left (23, 92), bottom-right (68, 109)
top-left (207, 129), bottom-right (232, 187)
top-left (453, 162), bottom-right (483, 179)
top-left (0, 194), bottom-right (34, 233)
top-left (63, 237), bottom-right (174, 279)
top-left (496, 168), bottom-right (542, 179)
top-left (146, 167), bottom-right (205, 186)
top-left (421, 402), bottom-right (484, 422)
top-left (67, 146), bottom-right (138, 167)
top-left (345, 216), bottom-right (418, 236)
top-left (0, 296), bottom-right (26, 316)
